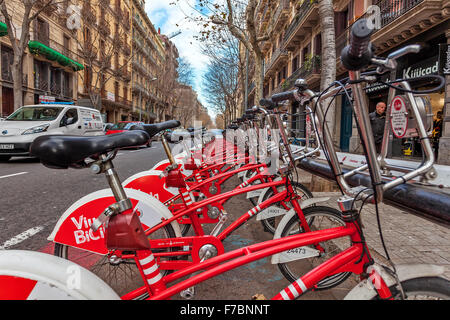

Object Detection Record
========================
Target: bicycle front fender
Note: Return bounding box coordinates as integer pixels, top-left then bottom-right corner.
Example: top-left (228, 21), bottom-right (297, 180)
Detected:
top-left (270, 197), bottom-right (330, 264)
top-left (48, 188), bottom-right (181, 255)
top-left (0, 250), bottom-right (120, 300)
top-left (122, 169), bottom-right (179, 202)
top-left (344, 263), bottom-right (446, 300)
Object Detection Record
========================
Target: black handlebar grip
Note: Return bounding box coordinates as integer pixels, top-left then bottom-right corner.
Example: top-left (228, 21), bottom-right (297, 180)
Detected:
top-left (271, 90), bottom-right (298, 104)
top-left (341, 18), bottom-right (374, 71)
top-left (259, 98), bottom-right (277, 110)
top-left (348, 19), bottom-right (373, 58)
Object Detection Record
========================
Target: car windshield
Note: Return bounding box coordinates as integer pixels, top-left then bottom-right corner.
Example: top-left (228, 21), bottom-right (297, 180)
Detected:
top-left (110, 122), bottom-right (137, 130)
top-left (6, 106), bottom-right (63, 121)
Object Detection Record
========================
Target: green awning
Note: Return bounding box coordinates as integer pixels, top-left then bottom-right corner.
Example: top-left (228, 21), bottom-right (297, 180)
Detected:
top-left (0, 22), bottom-right (7, 37)
top-left (28, 40), bottom-right (84, 71)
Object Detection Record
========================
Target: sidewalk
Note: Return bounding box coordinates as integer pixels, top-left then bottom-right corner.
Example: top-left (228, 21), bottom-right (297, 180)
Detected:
top-left (295, 169), bottom-right (450, 280)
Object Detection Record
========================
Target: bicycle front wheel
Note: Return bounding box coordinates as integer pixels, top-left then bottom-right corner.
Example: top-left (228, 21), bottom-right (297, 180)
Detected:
top-left (373, 277), bottom-right (450, 300)
top-left (277, 206), bottom-right (352, 290)
top-left (54, 222), bottom-right (176, 299)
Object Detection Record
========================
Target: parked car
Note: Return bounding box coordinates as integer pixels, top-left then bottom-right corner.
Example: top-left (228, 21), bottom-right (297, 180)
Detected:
top-left (0, 104), bottom-right (104, 161)
top-left (103, 122), bottom-right (114, 132)
top-left (167, 128), bottom-right (190, 143)
top-left (105, 121), bottom-right (152, 147)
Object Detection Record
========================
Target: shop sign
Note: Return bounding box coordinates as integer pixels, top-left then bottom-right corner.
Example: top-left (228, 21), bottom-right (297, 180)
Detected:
top-left (402, 56), bottom-right (439, 79)
top-left (390, 96), bottom-right (408, 139)
top-left (439, 43), bottom-right (450, 75)
top-left (39, 95), bottom-right (55, 103)
top-left (107, 92), bottom-right (115, 102)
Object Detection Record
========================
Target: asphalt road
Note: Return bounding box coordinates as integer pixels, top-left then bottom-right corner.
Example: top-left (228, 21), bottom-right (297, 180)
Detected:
top-left (0, 142), bottom-right (167, 252)
top-left (0, 141), bottom-right (356, 300)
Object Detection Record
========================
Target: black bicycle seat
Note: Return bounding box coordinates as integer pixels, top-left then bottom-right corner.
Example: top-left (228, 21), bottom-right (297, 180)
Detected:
top-left (30, 130), bottom-right (150, 169)
top-left (130, 120), bottom-right (180, 138)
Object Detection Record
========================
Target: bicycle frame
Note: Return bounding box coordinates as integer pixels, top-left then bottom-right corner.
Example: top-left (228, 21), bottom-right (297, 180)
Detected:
top-left (121, 220), bottom-right (390, 300)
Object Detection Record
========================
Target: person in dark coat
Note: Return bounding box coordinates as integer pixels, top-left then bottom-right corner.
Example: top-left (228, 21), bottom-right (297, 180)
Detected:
top-left (369, 102), bottom-right (386, 154)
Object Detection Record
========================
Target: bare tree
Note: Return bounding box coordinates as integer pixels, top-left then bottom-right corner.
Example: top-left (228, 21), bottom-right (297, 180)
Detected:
top-left (173, 0), bottom-right (268, 104)
top-left (0, 0), bottom-right (62, 110)
top-left (201, 27), bottom-right (241, 127)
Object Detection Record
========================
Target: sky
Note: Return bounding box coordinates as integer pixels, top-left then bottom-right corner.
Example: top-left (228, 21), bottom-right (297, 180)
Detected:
top-left (144, 0), bottom-right (217, 120)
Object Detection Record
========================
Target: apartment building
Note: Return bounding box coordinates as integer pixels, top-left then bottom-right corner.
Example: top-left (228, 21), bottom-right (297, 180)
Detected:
top-left (247, 0), bottom-right (449, 163)
top-left (158, 34), bottom-right (180, 122)
top-left (0, 0), bottom-right (81, 117)
top-left (131, 0), bottom-right (165, 123)
top-left (77, 0), bottom-right (133, 123)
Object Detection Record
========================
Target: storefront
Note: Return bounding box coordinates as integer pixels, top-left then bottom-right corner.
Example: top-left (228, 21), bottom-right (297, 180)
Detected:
top-left (364, 23), bottom-right (447, 159)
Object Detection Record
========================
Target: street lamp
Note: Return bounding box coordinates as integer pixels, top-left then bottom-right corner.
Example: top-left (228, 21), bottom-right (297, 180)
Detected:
top-left (139, 77), bottom-right (157, 122)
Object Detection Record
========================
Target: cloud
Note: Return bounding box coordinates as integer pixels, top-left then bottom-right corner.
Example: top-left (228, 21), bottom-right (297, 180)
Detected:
top-left (145, 1), bottom-right (216, 118)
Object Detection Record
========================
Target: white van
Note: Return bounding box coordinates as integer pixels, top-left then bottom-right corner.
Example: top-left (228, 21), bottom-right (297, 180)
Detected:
top-left (0, 104), bottom-right (104, 161)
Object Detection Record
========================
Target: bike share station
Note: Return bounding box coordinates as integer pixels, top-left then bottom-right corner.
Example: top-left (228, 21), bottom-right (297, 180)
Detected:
top-left (0, 19), bottom-right (449, 304)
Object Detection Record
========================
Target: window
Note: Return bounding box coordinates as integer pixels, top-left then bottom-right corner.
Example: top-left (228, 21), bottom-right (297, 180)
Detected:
top-left (314, 33), bottom-right (322, 56)
top-left (1, 45), bottom-right (13, 81)
top-left (292, 55), bottom-right (299, 73)
top-left (60, 108), bottom-right (78, 126)
top-left (35, 18), bottom-right (49, 46)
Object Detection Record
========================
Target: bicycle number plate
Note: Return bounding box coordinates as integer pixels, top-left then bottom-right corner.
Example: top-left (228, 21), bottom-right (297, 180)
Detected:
top-left (0, 144), bottom-right (14, 149)
top-left (256, 206), bottom-right (289, 221)
top-left (277, 247), bottom-right (320, 263)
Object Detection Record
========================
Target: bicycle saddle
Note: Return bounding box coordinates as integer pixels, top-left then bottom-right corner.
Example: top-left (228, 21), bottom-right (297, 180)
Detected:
top-left (130, 120), bottom-right (180, 137)
top-left (30, 130), bottom-right (150, 169)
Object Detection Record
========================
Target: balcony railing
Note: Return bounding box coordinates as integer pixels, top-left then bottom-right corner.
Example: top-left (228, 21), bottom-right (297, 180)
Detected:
top-left (377, 0), bottom-right (424, 28)
top-left (335, 0), bottom-right (424, 56)
top-left (283, 0), bottom-right (317, 46)
top-left (275, 55), bottom-right (321, 93)
top-left (265, 47), bottom-right (288, 76)
top-left (268, 0), bottom-right (290, 35)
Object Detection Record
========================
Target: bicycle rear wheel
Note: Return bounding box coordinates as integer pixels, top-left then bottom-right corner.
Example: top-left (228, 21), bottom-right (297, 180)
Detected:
top-left (260, 181), bottom-right (314, 234)
top-left (277, 206), bottom-right (352, 290)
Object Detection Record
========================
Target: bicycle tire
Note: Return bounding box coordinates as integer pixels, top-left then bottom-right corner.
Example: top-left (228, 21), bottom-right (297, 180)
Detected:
top-left (277, 206), bottom-right (352, 290)
top-left (260, 181), bottom-right (314, 234)
top-left (54, 222), bottom-right (176, 300)
top-left (373, 276), bottom-right (450, 300)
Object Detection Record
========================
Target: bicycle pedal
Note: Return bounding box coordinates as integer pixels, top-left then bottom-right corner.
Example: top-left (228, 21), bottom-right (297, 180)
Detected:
top-left (180, 286), bottom-right (195, 299)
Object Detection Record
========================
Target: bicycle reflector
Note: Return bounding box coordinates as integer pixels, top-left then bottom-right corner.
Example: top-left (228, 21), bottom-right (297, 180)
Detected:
top-left (166, 169), bottom-right (186, 188)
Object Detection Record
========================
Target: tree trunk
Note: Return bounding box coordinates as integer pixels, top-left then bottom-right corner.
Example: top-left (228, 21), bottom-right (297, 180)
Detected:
top-left (11, 55), bottom-right (24, 110)
top-left (312, 0), bottom-right (337, 192)
top-left (318, 0), bottom-right (336, 136)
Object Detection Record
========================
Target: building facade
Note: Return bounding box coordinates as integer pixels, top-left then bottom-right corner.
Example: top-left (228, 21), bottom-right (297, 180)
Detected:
top-left (77, 0), bottom-right (133, 123)
top-left (246, 0), bottom-right (449, 164)
top-left (131, 0), bottom-right (165, 123)
top-left (0, 0), bottom-right (82, 117)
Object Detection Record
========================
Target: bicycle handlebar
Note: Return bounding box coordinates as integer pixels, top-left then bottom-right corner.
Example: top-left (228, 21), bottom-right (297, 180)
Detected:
top-left (341, 18), bottom-right (374, 71)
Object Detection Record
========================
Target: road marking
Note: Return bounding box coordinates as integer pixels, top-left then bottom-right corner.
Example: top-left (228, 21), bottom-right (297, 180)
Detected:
top-left (0, 226), bottom-right (44, 250)
top-left (0, 172), bottom-right (28, 179)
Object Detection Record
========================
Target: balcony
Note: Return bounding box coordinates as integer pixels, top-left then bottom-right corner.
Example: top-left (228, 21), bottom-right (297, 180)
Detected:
top-left (334, 0), bottom-right (445, 75)
top-left (272, 56), bottom-right (321, 95)
top-left (81, 3), bottom-right (96, 25)
top-left (257, 3), bottom-right (271, 36)
top-left (98, 18), bottom-right (110, 36)
top-left (267, 0), bottom-right (290, 36)
top-left (283, 0), bottom-right (319, 52)
top-left (264, 47), bottom-right (289, 77)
